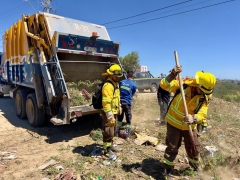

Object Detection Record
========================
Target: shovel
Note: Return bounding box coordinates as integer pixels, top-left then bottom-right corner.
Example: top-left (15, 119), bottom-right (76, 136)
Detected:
top-left (174, 51), bottom-right (195, 145)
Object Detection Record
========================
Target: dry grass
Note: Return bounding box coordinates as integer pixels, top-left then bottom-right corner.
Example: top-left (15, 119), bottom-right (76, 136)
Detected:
top-left (1, 93), bottom-right (240, 180)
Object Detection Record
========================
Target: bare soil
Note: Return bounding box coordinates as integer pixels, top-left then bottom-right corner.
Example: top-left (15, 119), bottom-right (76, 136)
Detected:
top-left (0, 93), bottom-right (239, 180)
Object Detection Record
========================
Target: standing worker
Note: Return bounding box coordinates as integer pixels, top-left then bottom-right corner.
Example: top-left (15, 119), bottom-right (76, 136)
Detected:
top-left (101, 64), bottom-right (123, 160)
top-left (160, 66), bottom-right (216, 178)
top-left (117, 70), bottom-right (137, 138)
top-left (157, 85), bottom-right (170, 124)
top-left (158, 74), bottom-right (178, 124)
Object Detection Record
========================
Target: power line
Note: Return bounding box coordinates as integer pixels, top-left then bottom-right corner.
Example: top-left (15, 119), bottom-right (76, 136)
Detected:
top-left (0, 1), bottom-right (38, 20)
top-left (24, 0), bottom-right (37, 13)
top-left (0, 4), bottom-right (27, 16)
top-left (0, 0), bottom-right (37, 16)
top-left (103, 0), bottom-right (192, 25)
top-left (107, 0), bottom-right (235, 29)
top-left (0, 1), bottom-right (38, 34)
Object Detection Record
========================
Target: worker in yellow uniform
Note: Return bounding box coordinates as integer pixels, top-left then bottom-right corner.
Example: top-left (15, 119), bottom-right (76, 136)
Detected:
top-left (160, 66), bottom-right (216, 179)
top-left (101, 64), bottom-right (123, 160)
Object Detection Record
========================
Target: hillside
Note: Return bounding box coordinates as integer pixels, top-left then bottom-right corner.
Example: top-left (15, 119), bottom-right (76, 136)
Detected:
top-left (213, 80), bottom-right (240, 102)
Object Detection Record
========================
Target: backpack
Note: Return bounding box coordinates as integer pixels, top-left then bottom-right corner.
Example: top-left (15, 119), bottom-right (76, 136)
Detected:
top-left (92, 80), bottom-right (115, 109)
top-left (167, 84), bottom-right (206, 114)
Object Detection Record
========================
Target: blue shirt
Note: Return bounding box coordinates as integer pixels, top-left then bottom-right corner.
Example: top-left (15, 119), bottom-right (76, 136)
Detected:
top-left (119, 78), bottom-right (137, 105)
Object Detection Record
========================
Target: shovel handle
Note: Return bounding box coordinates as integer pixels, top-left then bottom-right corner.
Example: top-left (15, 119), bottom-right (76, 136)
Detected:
top-left (174, 51), bottom-right (194, 143)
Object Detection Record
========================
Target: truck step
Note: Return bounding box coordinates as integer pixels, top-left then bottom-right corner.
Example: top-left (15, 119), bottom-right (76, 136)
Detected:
top-left (44, 62), bottom-right (57, 64)
top-left (50, 118), bottom-right (64, 125)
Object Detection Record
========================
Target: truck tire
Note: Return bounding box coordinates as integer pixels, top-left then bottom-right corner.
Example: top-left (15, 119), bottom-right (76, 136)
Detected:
top-left (15, 89), bottom-right (28, 119)
top-left (26, 93), bottom-right (45, 127)
top-left (0, 92), bottom-right (3, 98)
top-left (138, 89), bottom-right (144, 93)
top-left (150, 84), bottom-right (158, 93)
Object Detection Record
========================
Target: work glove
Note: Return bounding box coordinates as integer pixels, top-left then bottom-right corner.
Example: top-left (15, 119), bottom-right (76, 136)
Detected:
top-left (106, 111), bottom-right (116, 127)
top-left (171, 65), bottom-right (182, 76)
top-left (106, 111), bottom-right (114, 119)
top-left (118, 105), bottom-right (122, 115)
top-left (166, 65), bottom-right (182, 83)
top-left (107, 117), bottom-right (116, 127)
top-left (183, 114), bottom-right (198, 124)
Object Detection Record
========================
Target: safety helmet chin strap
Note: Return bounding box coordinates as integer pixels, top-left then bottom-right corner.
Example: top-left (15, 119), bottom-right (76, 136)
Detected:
top-left (110, 75), bottom-right (120, 82)
top-left (198, 84), bottom-right (213, 95)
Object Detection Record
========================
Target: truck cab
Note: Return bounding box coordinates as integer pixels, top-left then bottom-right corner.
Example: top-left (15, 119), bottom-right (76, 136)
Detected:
top-left (134, 71), bottom-right (161, 93)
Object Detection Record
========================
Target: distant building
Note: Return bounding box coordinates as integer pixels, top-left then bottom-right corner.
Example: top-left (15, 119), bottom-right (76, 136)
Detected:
top-left (136, 65), bottom-right (147, 72)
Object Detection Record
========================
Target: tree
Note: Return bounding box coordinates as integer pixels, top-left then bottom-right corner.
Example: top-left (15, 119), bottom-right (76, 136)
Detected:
top-left (119, 51), bottom-right (140, 72)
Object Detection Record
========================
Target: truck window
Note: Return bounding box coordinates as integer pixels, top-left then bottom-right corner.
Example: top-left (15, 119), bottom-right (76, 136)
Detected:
top-left (135, 73), bottom-right (141, 78)
top-left (141, 72), bottom-right (149, 78)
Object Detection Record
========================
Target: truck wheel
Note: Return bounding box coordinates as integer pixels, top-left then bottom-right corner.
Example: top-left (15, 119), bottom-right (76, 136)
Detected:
top-left (0, 92), bottom-right (3, 98)
top-left (15, 89), bottom-right (28, 119)
top-left (26, 93), bottom-right (45, 127)
top-left (150, 84), bottom-right (158, 93)
top-left (138, 89), bottom-right (144, 93)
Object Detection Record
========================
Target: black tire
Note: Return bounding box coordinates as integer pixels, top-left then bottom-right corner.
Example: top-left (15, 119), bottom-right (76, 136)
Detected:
top-left (138, 89), bottom-right (144, 93)
top-left (150, 84), bottom-right (158, 93)
top-left (26, 93), bottom-right (45, 127)
top-left (15, 89), bottom-right (28, 119)
top-left (0, 92), bottom-right (3, 98)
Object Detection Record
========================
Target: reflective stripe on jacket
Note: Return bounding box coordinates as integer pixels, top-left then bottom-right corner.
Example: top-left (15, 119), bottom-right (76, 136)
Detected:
top-left (102, 78), bottom-right (120, 114)
top-left (160, 78), bottom-right (209, 130)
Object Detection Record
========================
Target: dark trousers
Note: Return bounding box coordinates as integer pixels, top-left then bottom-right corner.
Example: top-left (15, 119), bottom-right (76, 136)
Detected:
top-left (163, 123), bottom-right (200, 169)
top-left (158, 99), bottom-right (168, 122)
top-left (101, 110), bottom-right (117, 143)
top-left (118, 101), bottom-right (132, 125)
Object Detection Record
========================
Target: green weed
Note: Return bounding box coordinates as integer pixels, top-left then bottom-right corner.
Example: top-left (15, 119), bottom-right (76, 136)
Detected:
top-left (42, 166), bottom-right (59, 176)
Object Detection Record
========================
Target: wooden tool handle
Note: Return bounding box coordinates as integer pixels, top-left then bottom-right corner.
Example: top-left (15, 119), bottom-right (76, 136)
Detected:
top-left (174, 51), bottom-right (194, 143)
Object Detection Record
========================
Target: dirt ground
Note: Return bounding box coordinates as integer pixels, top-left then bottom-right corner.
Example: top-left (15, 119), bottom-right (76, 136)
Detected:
top-left (0, 93), bottom-right (240, 180)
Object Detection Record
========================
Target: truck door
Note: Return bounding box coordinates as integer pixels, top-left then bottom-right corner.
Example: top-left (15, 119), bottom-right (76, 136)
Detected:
top-left (141, 72), bottom-right (151, 89)
top-left (135, 72), bottom-right (144, 89)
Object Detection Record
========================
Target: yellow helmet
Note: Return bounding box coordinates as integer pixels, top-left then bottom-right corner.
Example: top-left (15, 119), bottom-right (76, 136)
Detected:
top-left (195, 71), bottom-right (216, 95)
top-left (105, 64), bottom-right (123, 77)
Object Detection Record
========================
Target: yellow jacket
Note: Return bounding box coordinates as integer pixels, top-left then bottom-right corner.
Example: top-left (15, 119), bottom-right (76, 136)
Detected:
top-left (160, 78), bottom-right (210, 130)
top-left (102, 78), bottom-right (120, 114)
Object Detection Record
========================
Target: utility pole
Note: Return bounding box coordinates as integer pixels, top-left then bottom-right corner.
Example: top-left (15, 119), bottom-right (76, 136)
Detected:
top-left (40, 0), bottom-right (56, 14)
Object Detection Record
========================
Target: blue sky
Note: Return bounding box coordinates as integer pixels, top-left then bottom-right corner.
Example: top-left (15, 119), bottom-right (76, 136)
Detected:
top-left (0, 0), bottom-right (239, 80)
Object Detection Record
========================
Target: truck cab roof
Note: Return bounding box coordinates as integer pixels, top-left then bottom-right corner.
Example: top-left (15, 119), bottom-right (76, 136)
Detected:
top-left (134, 71), bottom-right (154, 78)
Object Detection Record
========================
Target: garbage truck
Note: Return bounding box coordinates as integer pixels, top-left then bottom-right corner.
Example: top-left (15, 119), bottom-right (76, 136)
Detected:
top-left (0, 12), bottom-right (122, 127)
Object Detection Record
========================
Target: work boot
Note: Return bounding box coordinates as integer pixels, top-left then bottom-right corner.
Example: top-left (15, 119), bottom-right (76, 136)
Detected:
top-left (198, 127), bottom-right (208, 137)
top-left (194, 167), bottom-right (204, 176)
top-left (104, 147), bottom-right (116, 161)
top-left (110, 145), bottom-right (122, 152)
top-left (201, 127), bottom-right (207, 134)
top-left (163, 169), bottom-right (172, 180)
top-left (161, 120), bottom-right (167, 125)
top-left (125, 124), bottom-right (131, 137)
top-left (116, 121), bottom-right (123, 137)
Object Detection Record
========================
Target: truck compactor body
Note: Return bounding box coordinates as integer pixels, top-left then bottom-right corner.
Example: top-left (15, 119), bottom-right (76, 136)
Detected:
top-left (0, 12), bottom-right (122, 126)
